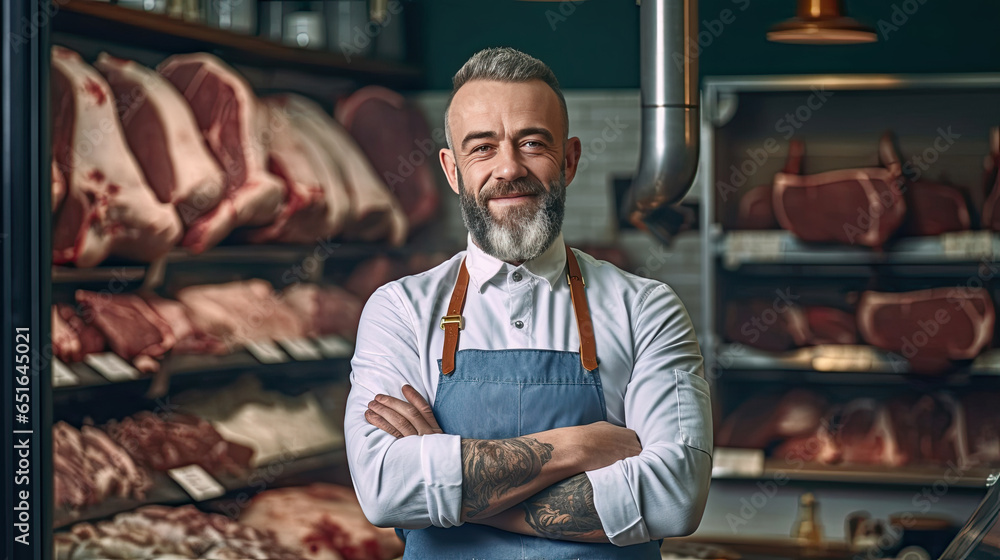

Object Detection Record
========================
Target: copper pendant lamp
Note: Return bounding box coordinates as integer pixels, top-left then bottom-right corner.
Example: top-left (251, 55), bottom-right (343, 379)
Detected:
top-left (768, 0), bottom-right (877, 44)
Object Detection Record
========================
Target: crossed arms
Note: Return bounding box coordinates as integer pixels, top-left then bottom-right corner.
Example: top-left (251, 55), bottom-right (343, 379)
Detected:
top-left (365, 385), bottom-right (640, 542)
top-left (345, 283), bottom-right (713, 546)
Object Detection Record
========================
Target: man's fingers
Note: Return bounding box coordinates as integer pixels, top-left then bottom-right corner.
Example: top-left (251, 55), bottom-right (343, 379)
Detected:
top-left (365, 410), bottom-right (405, 439)
top-left (402, 385), bottom-right (443, 433)
top-left (368, 399), bottom-right (419, 436)
top-left (373, 393), bottom-right (438, 435)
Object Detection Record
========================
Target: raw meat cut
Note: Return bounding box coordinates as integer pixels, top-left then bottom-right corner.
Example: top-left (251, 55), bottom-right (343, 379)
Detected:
top-left (342, 252), bottom-right (450, 303)
top-left (53, 421), bottom-right (152, 511)
top-left (52, 305), bottom-right (82, 362)
top-left (75, 290), bottom-right (176, 372)
top-left (828, 398), bottom-right (906, 467)
top-left (723, 299), bottom-right (811, 352)
top-left (717, 389), bottom-right (827, 449)
top-left (176, 376), bottom-right (344, 465)
top-left (55, 303), bottom-right (106, 360)
top-left (282, 284), bottom-right (363, 340)
top-left (157, 53), bottom-right (284, 252)
top-left (857, 288), bottom-right (994, 373)
top-left (103, 411), bottom-right (254, 477)
top-left (52, 159), bottom-right (66, 212)
top-left (336, 85), bottom-right (441, 230)
top-left (54, 505), bottom-right (303, 560)
top-left (962, 391), bottom-right (1000, 467)
top-left (240, 483), bottom-right (404, 560)
top-left (142, 294), bottom-right (228, 355)
top-left (343, 255), bottom-right (408, 303)
top-left (94, 53), bottom-right (226, 227)
top-left (772, 134), bottom-right (905, 248)
top-left (805, 306), bottom-right (858, 345)
top-left (900, 181), bottom-right (971, 236)
top-left (274, 94), bottom-right (407, 246)
top-left (735, 184), bottom-right (777, 230)
top-left (174, 280), bottom-right (305, 349)
top-left (245, 98), bottom-right (351, 244)
top-left (50, 46), bottom-right (182, 267)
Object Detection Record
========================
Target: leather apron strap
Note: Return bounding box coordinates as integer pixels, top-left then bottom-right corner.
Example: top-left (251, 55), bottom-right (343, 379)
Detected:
top-left (440, 245), bottom-right (597, 375)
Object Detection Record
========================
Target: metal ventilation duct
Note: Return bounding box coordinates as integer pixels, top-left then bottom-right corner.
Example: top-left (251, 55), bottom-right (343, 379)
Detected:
top-left (624, 0), bottom-right (699, 244)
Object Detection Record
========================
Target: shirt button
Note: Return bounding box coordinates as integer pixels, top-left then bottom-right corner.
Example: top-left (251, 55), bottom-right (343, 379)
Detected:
top-left (512, 272), bottom-right (523, 282)
top-left (513, 320), bottom-right (524, 329)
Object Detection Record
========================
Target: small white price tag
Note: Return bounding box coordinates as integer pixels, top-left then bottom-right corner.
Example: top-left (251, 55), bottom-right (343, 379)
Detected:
top-left (725, 231), bottom-right (784, 268)
top-left (712, 447), bottom-right (765, 478)
top-left (84, 352), bottom-right (140, 382)
top-left (314, 335), bottom-right (354, 358)
top-left (245, 340), bottom-right (288, 364)
top-left (942, 231), bottom-right (993, 260)
top-left (168, 465), bottom-right (225, 501)
top-left (278, 337), bottom-right (323, 361)
top-left (52, 358), bottom-right (80, 387)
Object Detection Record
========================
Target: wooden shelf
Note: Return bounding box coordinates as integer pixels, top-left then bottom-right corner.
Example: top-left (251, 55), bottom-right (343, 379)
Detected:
top-left (53, 0), bottom-right (422, 87)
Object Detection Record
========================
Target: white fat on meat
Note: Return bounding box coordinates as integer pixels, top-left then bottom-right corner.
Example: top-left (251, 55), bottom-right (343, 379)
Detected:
top-left (274, 94), bottom-right (407, 246)
top-left (93, 53), bottom-right (225, 227)
top-left (175, 375), bottom-right (343, 466)
top-left (246, 99), bottom-right (351, 244)
top-left (50, 46), bottom-right (182, 267)
top-left (157, 53), bottom-right (284, 253)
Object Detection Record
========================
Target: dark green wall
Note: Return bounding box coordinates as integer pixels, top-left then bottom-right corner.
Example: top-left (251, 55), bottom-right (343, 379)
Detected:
top-left (419, 0), bottom-right (1000, 90)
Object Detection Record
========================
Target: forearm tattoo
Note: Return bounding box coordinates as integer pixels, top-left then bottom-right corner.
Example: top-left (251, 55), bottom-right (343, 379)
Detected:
top-left (461, 438), bottom-right (554, 519)
top-left (521, 473), bottom-right (602, 539)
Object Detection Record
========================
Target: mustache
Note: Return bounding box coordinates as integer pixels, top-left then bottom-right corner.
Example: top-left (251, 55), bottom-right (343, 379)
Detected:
top-left (478, 178), bottom-right (546, 204)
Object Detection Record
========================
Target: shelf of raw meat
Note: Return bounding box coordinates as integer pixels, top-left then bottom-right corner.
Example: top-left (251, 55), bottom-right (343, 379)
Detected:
top-left (712, 453), bottom-right (999, 489)
top-left (716, 344), bottom-right (1000, 379)
top-left (53, 0), bottom-right (422, 86)
top-left (53, 448), bottom-right (347, 529)
top-left (719, 231), bottom-right (999, 271)
top-left (52, 340), bottom-right (355, 399)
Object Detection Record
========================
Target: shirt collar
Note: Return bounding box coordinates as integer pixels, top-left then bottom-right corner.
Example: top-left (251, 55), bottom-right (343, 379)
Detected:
top-left (464, 232), bottom-right (567, 293)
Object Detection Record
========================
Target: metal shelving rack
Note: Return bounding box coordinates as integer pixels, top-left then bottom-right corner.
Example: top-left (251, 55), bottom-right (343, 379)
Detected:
top-left (2, 1), bottom-right (427, 557)
top-left (692, 75), bottom-right (1000, 549)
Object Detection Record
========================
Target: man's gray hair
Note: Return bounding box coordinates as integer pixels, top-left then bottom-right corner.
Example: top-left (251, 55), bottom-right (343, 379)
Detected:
top-left (444, 47), bottom-right (569, 150)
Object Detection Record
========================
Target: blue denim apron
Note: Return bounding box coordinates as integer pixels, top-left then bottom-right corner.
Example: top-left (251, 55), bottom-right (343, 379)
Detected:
top-left (398, 247), bottom-right (660, 560)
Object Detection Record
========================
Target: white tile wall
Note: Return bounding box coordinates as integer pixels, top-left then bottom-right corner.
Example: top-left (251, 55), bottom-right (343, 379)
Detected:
top-left (411, 90), bottom-right (704, 332)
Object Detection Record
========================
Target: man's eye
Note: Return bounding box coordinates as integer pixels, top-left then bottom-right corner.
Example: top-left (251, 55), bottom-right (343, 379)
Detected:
top-left (473, 145), bottom-right (491, 153)
top-left (523, 141), bottom-right (544, 149)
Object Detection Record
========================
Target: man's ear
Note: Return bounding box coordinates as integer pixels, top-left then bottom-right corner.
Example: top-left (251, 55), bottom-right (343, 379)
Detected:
top-left (563, 137), bottom-right (583, 186)
top-left (440, 148), bottom-right (460, 194)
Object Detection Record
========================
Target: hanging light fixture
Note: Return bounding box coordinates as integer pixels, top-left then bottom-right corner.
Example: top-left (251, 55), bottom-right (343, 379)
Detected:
top-left (768, 0), bottom-right (877, 44)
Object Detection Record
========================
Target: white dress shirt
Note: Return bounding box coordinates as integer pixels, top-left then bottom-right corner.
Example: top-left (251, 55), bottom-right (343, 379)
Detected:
top-left (345, 232), bottom-right (713, 547)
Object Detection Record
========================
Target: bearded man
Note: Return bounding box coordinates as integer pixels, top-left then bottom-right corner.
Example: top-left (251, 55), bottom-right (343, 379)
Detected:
top-left (344, 47), bottom-right (712, 560)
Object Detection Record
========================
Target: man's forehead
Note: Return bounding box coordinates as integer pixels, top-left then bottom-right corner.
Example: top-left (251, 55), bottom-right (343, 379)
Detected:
top-left (449, 79), bottom-right (563, 132)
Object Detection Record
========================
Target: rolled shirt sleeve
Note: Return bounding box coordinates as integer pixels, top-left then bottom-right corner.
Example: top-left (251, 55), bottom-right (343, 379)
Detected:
top-left (587, 283), bottom-right (714, 546)
top-left (345, 285), bottom-right (465, 529)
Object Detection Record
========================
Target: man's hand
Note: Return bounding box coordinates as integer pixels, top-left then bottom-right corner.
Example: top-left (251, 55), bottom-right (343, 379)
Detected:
top-left (365, 385), bottom-right (443, 438)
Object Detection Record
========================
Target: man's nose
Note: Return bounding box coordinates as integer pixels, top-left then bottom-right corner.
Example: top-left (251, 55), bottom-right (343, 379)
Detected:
top-left (491, 144), bottom-right (528, 183)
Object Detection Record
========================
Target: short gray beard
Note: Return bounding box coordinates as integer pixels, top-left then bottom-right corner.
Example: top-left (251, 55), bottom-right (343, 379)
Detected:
top-left (459, 171), bottom-right (566, 263)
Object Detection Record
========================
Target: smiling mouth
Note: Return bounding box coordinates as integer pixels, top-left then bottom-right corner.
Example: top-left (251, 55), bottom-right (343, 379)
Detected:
top-left (489, 193), bottom-right (536, 202)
